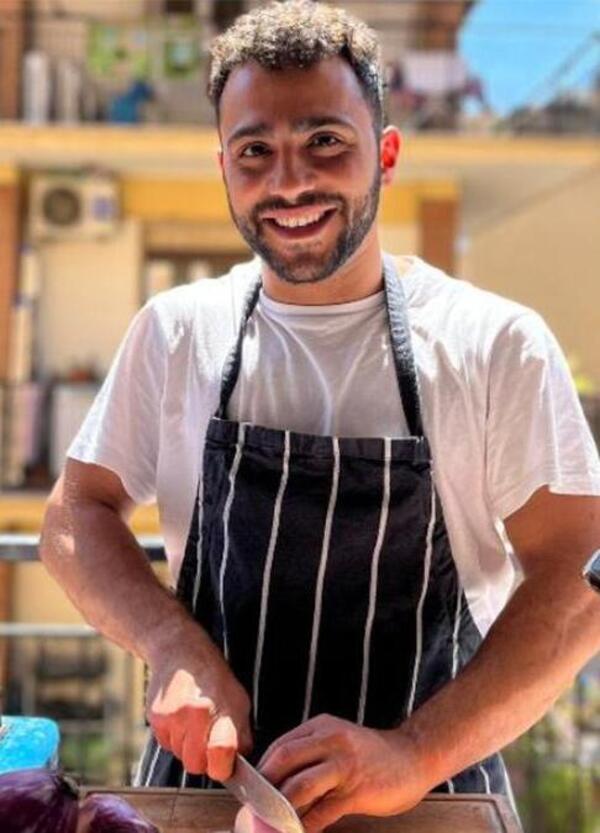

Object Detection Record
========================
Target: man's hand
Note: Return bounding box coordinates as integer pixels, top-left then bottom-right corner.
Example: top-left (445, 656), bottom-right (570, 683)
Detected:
top-left (258, 714), bottom-right (432, 833)
top-left (147, 646), bottom-right (253, 781)
top-left (39, 459), bottom-right (254, 782)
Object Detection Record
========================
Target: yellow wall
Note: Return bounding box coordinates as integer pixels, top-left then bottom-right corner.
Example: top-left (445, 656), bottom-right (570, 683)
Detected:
top-left (460, 166), bottom-right (600, 385)
top-left (122, 175), bottom-right (445, 227)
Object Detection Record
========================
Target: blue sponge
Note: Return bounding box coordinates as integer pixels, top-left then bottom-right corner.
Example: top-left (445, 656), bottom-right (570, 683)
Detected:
top-left (0, 717), bottom-right (60, 773)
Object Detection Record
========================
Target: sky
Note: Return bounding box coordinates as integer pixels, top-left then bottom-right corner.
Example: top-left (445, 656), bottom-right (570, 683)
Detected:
top-left (459, 0), bottom-right (600, 115)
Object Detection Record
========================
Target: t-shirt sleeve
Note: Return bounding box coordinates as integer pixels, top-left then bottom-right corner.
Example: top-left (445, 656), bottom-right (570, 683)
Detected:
top-left (485, 311), bottom-right (600, 520)
top-left (67, 301), bottom-right (167, 505)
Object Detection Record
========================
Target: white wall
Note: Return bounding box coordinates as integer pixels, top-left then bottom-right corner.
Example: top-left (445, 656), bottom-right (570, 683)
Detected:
top-left (38, 218), bottom-right (142, 377)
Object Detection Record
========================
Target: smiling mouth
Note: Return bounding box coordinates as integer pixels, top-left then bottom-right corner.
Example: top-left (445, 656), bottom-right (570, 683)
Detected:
top-left (262, 207), bottom-right (337, 240)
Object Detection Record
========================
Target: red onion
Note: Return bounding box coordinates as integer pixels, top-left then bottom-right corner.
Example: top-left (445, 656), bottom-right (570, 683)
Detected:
top-left (77, 793), bottom-right (161, 832)
top-left (234, 805), bottom-right (285, 833)
top-left (0, 767), bottom-right (79, 833)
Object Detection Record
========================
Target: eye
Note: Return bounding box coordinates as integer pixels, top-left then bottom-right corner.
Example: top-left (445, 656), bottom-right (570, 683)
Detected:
top-left (309, 133), bottom-right (343, 150)
top-left (240, 142), bottom-right (270, 159)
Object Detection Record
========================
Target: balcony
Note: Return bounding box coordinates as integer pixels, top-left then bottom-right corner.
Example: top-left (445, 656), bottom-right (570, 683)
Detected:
top-left (0, 535), bottom-right (164, 784)
top-left (0, 1), bottom-right (493, 135)
top-left (0, 534), bottom-right (598, 832)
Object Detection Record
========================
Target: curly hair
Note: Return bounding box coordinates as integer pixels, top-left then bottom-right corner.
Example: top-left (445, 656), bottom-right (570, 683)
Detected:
top-left (208, 0), bottom-right (384, 132)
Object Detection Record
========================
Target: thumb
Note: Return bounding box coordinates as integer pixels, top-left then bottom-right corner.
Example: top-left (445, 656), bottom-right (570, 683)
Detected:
top-left (207, 715), bottom-right (238, 782)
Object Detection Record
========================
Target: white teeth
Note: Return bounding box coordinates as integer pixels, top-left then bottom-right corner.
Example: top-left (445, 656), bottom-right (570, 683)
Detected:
top-left (273, 210), bottom-right (326, 228)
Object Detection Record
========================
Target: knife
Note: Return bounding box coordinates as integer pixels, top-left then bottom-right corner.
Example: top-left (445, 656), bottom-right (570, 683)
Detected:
top-left (583, 549), bottom-right (600, 593)
top-left (223, 754), bottom-right (305, 833)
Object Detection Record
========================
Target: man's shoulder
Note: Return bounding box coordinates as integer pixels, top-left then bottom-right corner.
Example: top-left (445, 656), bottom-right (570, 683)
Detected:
top-left (144, 257), bottom-right (258, 337)
top-left (401, 256), bottom-right (532, 317)
top-left (401, 256), bottom-right (542, 352)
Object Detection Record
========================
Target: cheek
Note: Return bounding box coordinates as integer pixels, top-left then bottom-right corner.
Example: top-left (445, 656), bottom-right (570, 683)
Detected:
top-left (316, 151), bottom-right (374, 193)
top-left (315, 157), bottom-right (350, 180)
top-left (225, 164), bottom-right (267, 206)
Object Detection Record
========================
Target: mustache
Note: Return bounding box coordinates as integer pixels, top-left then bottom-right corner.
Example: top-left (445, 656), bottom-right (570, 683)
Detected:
top-left (252, 192), bottom-right (346, 219)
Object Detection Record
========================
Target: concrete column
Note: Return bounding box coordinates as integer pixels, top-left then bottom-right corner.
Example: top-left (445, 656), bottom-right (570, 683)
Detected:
top-left (0, 0), bottom-right (24, 120)
top-left (419, 196), bottom-right (457, 275)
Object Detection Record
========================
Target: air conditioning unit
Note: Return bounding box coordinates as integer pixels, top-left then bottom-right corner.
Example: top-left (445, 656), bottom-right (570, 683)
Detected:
top-left (28, 173), bottom-right (120, 241)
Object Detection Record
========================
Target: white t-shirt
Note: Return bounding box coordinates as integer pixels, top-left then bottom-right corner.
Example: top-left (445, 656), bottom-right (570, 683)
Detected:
top-left (68, 255), bottom-right (600, 637)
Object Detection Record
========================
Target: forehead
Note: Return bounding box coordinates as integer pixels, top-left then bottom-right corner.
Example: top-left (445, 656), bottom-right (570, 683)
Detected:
top-left (219, 55), bottom-right (373, 138)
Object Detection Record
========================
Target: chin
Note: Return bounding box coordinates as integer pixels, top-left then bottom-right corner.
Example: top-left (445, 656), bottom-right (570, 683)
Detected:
top-left (268, 254), bottom-right (341, 285)
top-left (260, 236), bottom-right (353, 285)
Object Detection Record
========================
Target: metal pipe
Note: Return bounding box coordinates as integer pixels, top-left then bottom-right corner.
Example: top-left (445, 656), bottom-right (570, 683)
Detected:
top-left (0, 533), bottom-right (165, 561)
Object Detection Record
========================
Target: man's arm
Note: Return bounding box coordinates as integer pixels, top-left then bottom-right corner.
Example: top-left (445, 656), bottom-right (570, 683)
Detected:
top-left (397, 487), bottom-right (600, 781)
top-left (257, 487), bottom-right (600, 832)
top-left (39, 458), bottom-right (252, 779)
top-left (41, 458), bottom-right (190, 661)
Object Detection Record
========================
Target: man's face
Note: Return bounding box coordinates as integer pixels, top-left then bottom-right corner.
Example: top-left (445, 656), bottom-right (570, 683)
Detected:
top-left (218, 57), bottom-right (382, 284)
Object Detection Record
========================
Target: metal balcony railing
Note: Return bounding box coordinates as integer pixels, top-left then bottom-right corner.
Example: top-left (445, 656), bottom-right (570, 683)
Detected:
top-left (0, 2), bottom-right (489, 133)
top-left (0, 534), bottom-right (164, 784)
top-left (0, 534), bottom-right (165, 562)
top-left (0, 535), bottom-right (598, 831)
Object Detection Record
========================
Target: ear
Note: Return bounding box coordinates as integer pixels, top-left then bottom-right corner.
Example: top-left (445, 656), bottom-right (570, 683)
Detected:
top-left (217, 149), bottom-right (224, 172)
top-left (379, 126), bottom-right (401, 185)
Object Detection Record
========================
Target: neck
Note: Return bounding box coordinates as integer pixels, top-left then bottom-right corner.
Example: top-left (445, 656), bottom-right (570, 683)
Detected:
top-left (260, 228), bottom-right (384, 305)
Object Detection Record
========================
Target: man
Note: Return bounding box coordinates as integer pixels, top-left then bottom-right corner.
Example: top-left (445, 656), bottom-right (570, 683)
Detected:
top-left (40, 2), bottom-right (600, 830)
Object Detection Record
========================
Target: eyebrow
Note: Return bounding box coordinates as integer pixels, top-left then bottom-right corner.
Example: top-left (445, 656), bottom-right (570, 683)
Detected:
top-left (227, 115), bottom-right (355, 147)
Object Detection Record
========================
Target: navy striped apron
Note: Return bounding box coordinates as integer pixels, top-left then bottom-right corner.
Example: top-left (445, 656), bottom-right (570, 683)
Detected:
top-left (136, 255), bottom-right (512, 799)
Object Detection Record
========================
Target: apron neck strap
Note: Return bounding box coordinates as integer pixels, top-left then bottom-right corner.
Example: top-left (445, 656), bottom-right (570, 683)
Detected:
top-left (383, 254), bottom-right (424, 437)
top-left (217, 273), bottom-right (262, 419)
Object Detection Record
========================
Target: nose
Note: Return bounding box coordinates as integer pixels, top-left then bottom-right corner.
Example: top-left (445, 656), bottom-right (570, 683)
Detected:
top-left (268, 146), bottom-right (315, 202)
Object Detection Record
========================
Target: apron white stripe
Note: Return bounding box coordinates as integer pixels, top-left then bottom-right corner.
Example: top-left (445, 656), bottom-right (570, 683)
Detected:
top-left (253, 430), bottom-right (291, 724)
top-left (479, 764), bottom-right (491, 793)
top-left (192, 477), bottom-right (204, 614)
top-left (452, 585), bottom-right (462, 679)
top-left (219, 423), bottom-right (246, 661)
top-left (181, 768), bottom-right (188, 789)
top-left (132, 734), bottom-right (152, 787)
top-left (446, 779), bottom-right (455, 794)
top-left (407, 476), bottom-right (436, 716)
top-left (144, 740), bottom-right (162, 787)
top-left (302, 436), bottom-right (340, 723)
top-left (357, 437), bottom-right (391, 726)
top-left (501, 757), bottom-right (521, 819)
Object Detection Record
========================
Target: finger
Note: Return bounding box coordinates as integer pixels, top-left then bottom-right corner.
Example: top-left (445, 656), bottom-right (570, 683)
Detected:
top-left (149, 694), bottom-right (215, 746)
top-left (280, 763), bottom-right (340, 812)
top-left (301, 796), bottom-right (349, 833)
top-left (181, 729), bottom-right (208, 775)
top-left (169, 720), bottom-right (187, 761)
top-left (176, 699), bottom-right (216, 774)
top-left (150, 718), bottom-right (171, 752)
top-left (260, 736), bottom-right (327, 786)
top-left (207, 715), bottom-right (238, 782)
top-left (257, 723), bottom-right (317, 769)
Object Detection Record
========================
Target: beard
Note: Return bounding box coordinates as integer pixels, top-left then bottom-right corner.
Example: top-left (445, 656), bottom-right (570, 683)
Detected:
top-left (227, 166), bottom-right (381, 285)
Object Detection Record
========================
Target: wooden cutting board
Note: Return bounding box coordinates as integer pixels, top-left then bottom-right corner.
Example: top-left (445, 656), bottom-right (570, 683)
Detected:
top-left (79, 789), bottom-right (522, 833)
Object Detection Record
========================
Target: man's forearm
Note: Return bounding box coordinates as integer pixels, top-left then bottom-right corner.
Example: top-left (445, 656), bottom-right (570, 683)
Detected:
top-left (399, 569), bottom-right (600, 788)
top-left (39, 497), bottom-right (212, 666)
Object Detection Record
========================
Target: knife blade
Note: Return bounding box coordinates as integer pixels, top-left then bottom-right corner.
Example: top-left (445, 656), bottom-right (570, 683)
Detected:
top-left (223, 754), bottom-right (305, 833)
